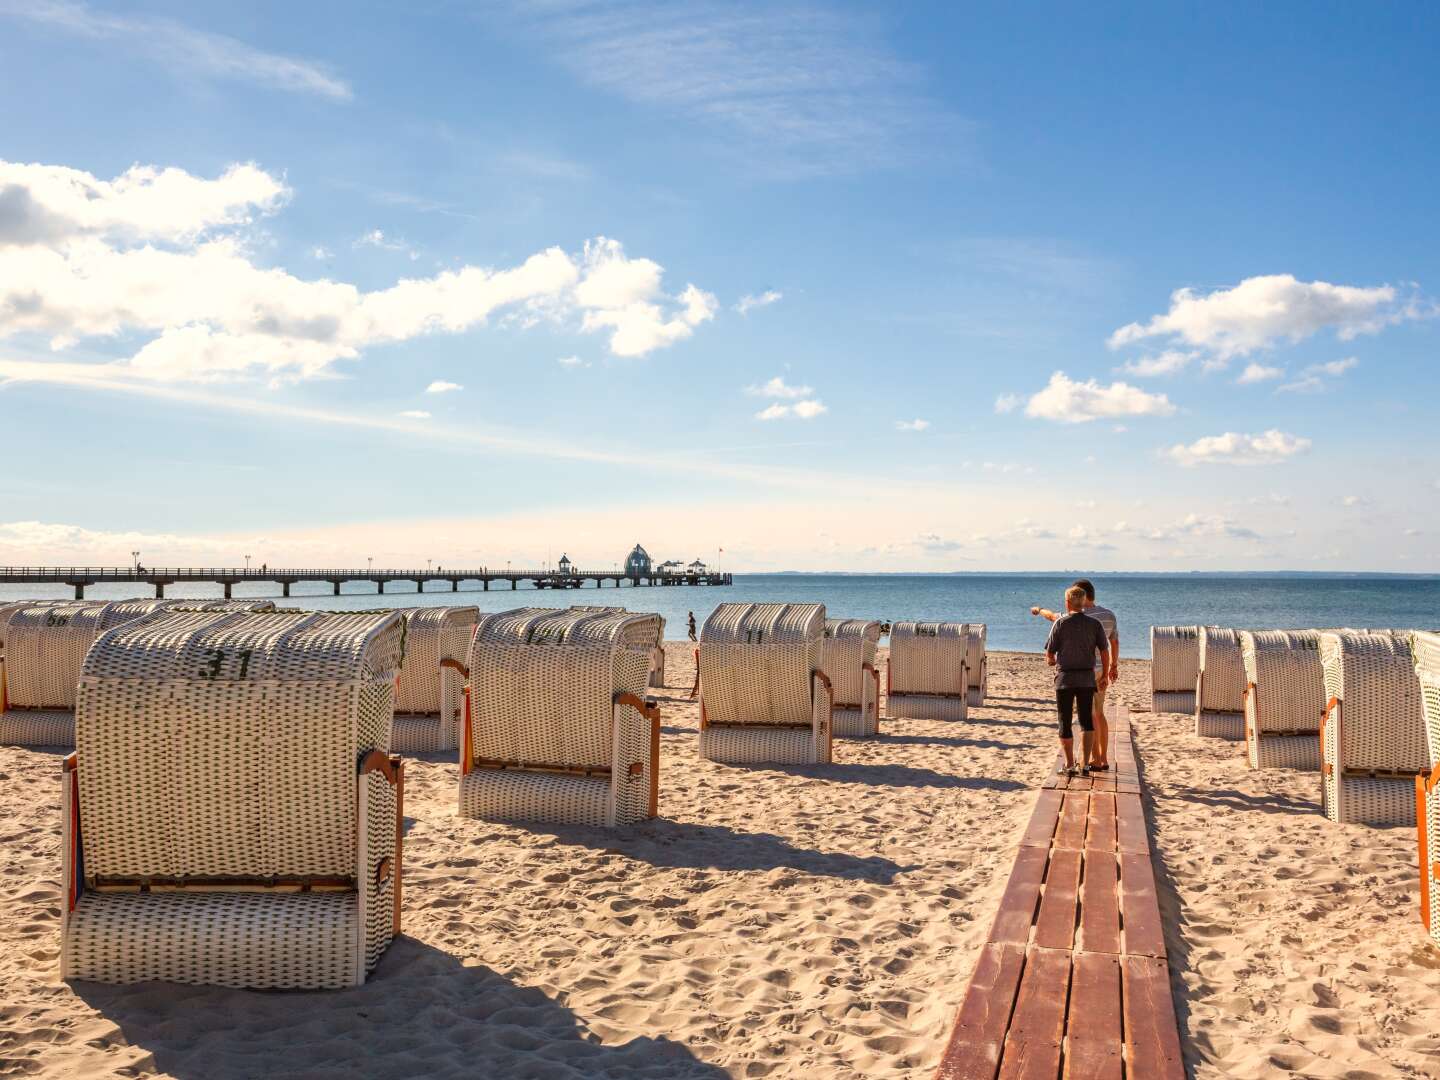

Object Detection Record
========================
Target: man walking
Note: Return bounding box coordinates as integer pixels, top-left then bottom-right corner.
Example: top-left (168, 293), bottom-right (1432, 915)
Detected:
top-left (1030, 578), bottom-right (1119, 769)
top-left (687, 611), bottom-right (697, 641)
top-left (1044, 584), bottom-right (1112, 775)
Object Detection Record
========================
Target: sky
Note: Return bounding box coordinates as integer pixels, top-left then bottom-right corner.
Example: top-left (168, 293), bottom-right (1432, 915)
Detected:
top-left (0, 1), bottom-right (1436, 573)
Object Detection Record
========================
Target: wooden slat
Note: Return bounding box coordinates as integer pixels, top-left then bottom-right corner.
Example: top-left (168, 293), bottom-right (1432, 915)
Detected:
top-left (1021, 789), bottom-right (1064, 848)
top-left (1064, 951), bottom-right (1122, 1080)
top-left (1069, 773), bottom-right (1093, 791)
top-left (1054, 793), bottom-right (1088, 850)
top-left (988, 845), bottom-right (1048, 946)
top-left (1119, 852), bottom-right (1166, 959)
top-left (1122, 955), bottom-right (1186, 1079)
top-left (1115, 793), bottom-right (1148, 854)
top-left (1078, 854), bottom-right (1121, 954)
top-left (1086, 792), bottom-right (1117, 852)
top-left (1033, 848), bottom-right (1082, 951)
top-left (998, 947), bottom-right (1070, 1080)
top-left (934, 943), bottom-right (1026, 1080)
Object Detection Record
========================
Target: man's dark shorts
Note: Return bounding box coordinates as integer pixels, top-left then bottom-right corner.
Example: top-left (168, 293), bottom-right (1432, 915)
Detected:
top-left (1056, 688), bottom-right (1096, 740)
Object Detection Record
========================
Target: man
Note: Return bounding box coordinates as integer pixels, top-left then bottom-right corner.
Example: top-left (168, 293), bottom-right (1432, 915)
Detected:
top-left (1044, 584), bottom-right (1112, 775)
top-left (687, 611), bottom-right (697, 641)
top-left (1030, 578), bottom-right (1119, 769)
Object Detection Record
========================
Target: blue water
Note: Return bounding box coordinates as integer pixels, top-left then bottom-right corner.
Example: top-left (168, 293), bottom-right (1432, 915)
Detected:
top-left (4, 574), bottom-right (1435, 659)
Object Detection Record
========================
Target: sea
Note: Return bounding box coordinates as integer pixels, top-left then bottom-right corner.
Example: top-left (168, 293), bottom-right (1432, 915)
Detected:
top-left (3, 573), bottom-right (1436, 660)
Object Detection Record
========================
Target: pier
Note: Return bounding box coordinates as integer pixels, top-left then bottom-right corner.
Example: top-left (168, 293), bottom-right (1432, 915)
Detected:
top-left (0, 566), bottom-right (733, 600)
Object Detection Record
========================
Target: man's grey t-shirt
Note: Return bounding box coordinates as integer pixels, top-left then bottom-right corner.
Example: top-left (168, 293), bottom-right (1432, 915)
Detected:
top-left (1045, 612), bottom-right (1109, 689)
top-left (1086, 603), bottom-right (1117, 671)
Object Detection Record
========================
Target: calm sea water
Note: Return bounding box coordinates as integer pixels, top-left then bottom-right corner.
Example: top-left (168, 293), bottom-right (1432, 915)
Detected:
top-left (3, 574), bottom-right (1435, 659)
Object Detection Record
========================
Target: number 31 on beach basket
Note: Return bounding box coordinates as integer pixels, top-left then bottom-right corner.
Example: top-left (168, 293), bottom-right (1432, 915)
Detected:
top-left (61, 609), bottom-right (406, 989)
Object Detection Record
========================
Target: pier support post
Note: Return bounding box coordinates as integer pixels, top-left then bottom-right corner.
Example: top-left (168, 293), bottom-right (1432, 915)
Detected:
top-left (378, 581), bottom-right (385, 594)
top-left (483, 579), bottom-right (489, 591)
top-left (282, 582), bottom-right (290, 597)
top-left (333, 581), bottom-right (341, 596)
top-left (74, 583), bottom-right (84, 599)
top-left (511, 579), bottom-right (517, 590)
top-left (224, 582), bottom-right (232, 599)
top-left (452, 579), bottom-right (459, 592)
top-left (154, 582), bottom-right (165, 598)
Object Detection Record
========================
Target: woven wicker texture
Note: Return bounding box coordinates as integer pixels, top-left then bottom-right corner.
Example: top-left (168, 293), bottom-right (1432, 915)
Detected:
top-left (699, 603), bottom-right (824, 728)
top-left (961, 623), bottom-right (988, 703)
top-left (63, 608), bottom-right (404, 987)
top-left (1240, 630), bottom-right (1325, 770)
top-left (0, 708), bottom-right (75, 746)
top-left (1319, 631), bottom-right (1429, 826)
top-left (390, 606), bottom-right (478, 754)
top-left (699, 725), bottom-right (818, 764)
top-left (1412, 631), bottom-right (1440, 768)
top-left (463, 606), bottom-right (658, 826)
top-left (886, 694), bottom-right (969, 723)
top-left (888, 622), bottom-right (968, 697)
top-left (648, 646), bottom-right (666, 689)
top-left (1195, 626), bottom-right (1245, 738)
top-left (819, 619), bottom-right (880, 706)
top-left (1423, 775), bottom-right (1440, 947)
top-left (1, 602), bottom-right (109, 709)
top-left (76, 609), bottom-right (403, 878)
top-left (1150, 625), bottom-right (1200, 712)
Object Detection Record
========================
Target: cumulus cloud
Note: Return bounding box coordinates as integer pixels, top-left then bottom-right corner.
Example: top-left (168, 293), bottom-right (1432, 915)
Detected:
top-left (1237, 362), bottom-right (1283, 384)
top-left (1118, 350), bottom-right (1194, 378)
top-left (994, 393), bottom-right (1020, 414)
top-left (354, 228), bottom-right (416, 258)
top-left (310, 245), bottom-right (332, 260)
top-left (1163, 429), bottom-right (1311, 467)
top-left (1278, 356), bottom-right (1359, 394)
top-left (556, 355), bottom-right (589, 368)
top-left (1109, 274), bottom-right (1413, 359)
top-left (895, 418), bottom-right (929, 431)
top-left (746, 376), bottom-right (813, 399)
top-left (755, 398), bottom-right (827, 421)
top-left (425, 380), bottom-right (462, 393)
top-left (398, 409), bottom-right (430, 419)
top-left (0, 159), bottom-right (718, 384)
top-left (735, 289), bottom-right (782, 315)
top-left (1023, 372), bottom-right (1176, 424)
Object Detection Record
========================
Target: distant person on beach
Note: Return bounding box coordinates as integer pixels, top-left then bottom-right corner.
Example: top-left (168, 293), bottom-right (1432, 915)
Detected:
top-left (1030, 578), bottom-right (1118, 770)
top-left (687, 611), bottom-right (697, 641)
top-left (1044, 584), bottom-right (1112, 775)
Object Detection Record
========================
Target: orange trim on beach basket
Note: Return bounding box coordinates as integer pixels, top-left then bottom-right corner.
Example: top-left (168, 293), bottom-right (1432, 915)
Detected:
top-left (1420, 772), bottom-right (1432, 930)
top-left (460, 686), bottom-right (473, 775)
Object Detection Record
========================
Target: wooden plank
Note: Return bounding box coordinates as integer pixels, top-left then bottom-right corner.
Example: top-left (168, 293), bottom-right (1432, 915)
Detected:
top-left (1053, 793), bottom-right (1088, 850)
top-left (1115, 793), bottom-right (1148, 854)
top-left (1116, 782), bottom-right (1141, 795)
top-left (1033, 848), bottom-right (1082, 951)
top-left (1020, 789), bottom-right (1064, 848)
top-left (934, 943), bottom-right (1026, 1080)
top-left (1078, 853), bottom-right (1121, 954)
top-left (1069, 773), bottom-right (1093, 791)
top-left (997, 947), bottom-right (1071, 1080)
top-left (1119, 851), bottom-right (1167, 959)
top-left (1085, 792), bottom-right (1117, 852)
top-left (1064, 951), bottom-right (1122, 1080)
top-left (1122, 955), bottom-right (1186, 1080)
top-left (988, 845), bottom-right (1048, 946)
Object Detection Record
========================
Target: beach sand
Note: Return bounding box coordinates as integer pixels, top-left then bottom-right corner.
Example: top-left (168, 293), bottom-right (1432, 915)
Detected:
top-left (1, 648), bottom-right (1436, 1078)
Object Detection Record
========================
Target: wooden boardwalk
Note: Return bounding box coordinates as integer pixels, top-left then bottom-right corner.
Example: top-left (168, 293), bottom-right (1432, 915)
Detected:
top-left (934, 708), bottom-right (1184, 1079)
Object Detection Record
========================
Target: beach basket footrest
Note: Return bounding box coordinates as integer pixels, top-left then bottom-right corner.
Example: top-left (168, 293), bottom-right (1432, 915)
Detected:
top-left (391, 713), bottom-right (455, 754)
top-left (699, 724), bottom-right (821, 764)
top-left (833, 704), bottom-right (878, 739)
top-left (63, 890), bottom-right (359, 989)
top-left (1195, 711), bottom-right (1244, 740)
top-left (459, 766), bottom-right (613, 826)
top-left (1150, 692), bottom-right (1195, 716)
top-left (0, 708), bottom-right (76, 747)
top-left (886, 693), bottom-right (968, 723)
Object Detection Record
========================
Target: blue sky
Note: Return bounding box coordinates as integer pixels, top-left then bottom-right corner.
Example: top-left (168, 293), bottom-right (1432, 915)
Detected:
top-left (0, 1), bottom-right (1436, 572)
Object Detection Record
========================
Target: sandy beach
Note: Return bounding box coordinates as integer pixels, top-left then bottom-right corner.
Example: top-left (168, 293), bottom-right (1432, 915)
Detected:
top-left (1, 647), bottom-right (1437, 1078)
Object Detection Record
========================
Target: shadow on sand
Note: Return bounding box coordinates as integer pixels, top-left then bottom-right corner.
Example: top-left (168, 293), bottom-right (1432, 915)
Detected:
top-left (545, 818), bottom-right (916, 883)
top-left (75, 937), bottom-right (728, 1079)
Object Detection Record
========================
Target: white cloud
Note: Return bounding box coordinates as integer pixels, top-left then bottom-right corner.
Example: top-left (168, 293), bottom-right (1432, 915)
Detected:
top-left (1340, 494), bottom-right (1371, 508)
top-left (0, 160), bottom-right (286, 246)
top-left (994, 393), bottom-right (1020, 414)
top-left (1163, 429), bottom-right (1311, 467)
top-left (746, 376), bottom-right (814, 399)
top-left (0, 160), bottom-right (717, 383)
top-left (354, 228), bottom-right (414, 256)
top-left (1247, 493), bottom-right (1290, 506)
top-left (736, 289), bottom-right (782, 315)
top-left (755, 399), bottom-right (827, 421)
top-left (895, 418), bottom-right (929, 431)
top-left (425, 380), bottom-right (462, 393)
top-left (310, 246), bottom-right (332, 260)
top-left (1237, 362), bottom-right (1283, 384)
top-left (556, 355), bottom-right (589, 368)
top-left (1109, 274), bottom-right (1412, 359)
top-left (1, 1), bottom-right (353, 101)
top-left (398, 409), bottom-right (430, 419)
top-left (1118, 350), bottom-right (1194, 378)
top-left (1278, 356), bottom-right (1359, 394)
top-left (1023, 372), bottom-right (1176, 424)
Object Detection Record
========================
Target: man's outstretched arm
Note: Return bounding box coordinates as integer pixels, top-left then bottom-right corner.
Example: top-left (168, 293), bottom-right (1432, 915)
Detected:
top-left (1031, 606), bottom-right (1059, 622)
